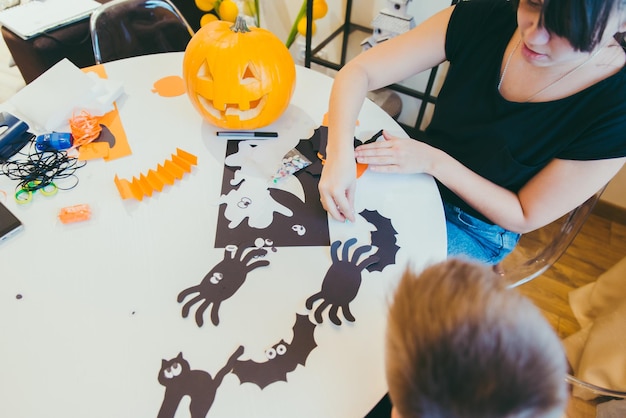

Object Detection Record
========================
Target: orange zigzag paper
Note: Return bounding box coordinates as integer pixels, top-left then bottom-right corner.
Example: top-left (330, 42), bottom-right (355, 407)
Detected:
top-left (114, 148), bottom-right (198, 201)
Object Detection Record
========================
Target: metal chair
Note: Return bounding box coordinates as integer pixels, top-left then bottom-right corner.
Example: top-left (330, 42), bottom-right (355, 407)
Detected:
top-left (494, 186), bottom-right (606, 289)
top-left (90, 0), bottom-right (194, 64)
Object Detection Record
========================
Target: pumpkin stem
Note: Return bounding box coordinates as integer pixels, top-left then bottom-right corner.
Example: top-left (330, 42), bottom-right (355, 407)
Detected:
top-left (231, 16), bottom-right (251, 33)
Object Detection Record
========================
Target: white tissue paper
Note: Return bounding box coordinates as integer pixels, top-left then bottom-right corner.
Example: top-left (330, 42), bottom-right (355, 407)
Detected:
top-left (8, 58), bottom-right (123, 132)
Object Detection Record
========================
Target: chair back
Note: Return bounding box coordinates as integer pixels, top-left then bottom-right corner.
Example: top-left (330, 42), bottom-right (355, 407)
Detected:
top-left (494, 186), bottom-right (606, 288)
top-left (90, 0), bottom-right (194, 64)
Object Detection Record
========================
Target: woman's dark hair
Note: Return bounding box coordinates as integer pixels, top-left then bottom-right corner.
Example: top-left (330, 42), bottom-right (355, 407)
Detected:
top-left (511, 0), bottom-right (621, 51)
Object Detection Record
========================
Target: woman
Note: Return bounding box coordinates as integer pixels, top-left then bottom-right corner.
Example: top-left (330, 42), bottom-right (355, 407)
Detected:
top-left (318, 0), bottom-right (626, 264)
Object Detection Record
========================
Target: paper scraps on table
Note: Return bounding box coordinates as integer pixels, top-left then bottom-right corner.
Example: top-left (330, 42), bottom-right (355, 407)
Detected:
top-left (80, 64), bottom-right (132, 161)
top-left (151, 75), bottom-right (186, 97)
top-left (114, 148), bottom-right (197, 201)
top-left (9, 58), bottom-right (122, 132)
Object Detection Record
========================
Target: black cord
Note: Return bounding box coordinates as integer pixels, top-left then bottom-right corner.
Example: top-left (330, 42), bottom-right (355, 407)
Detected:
top-left (0, 141), bottom-right (86, 192)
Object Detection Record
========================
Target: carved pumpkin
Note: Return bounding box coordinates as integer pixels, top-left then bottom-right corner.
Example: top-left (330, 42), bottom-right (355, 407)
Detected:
top-left (183, 16), bottom-right (296, 130)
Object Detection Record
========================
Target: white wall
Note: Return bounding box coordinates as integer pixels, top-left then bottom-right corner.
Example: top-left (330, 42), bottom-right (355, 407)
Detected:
top-left (261, 0), bottom-right (450, 56)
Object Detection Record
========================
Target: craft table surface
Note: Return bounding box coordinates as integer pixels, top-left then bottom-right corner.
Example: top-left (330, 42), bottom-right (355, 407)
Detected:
top-left (0, 52), bottom-right (446, 418)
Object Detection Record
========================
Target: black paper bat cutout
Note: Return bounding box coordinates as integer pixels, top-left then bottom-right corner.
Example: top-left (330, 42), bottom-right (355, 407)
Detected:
top-left (231, 314), bottom-right (318, 389)
top-left (359, 209), bottom-right (400, 272)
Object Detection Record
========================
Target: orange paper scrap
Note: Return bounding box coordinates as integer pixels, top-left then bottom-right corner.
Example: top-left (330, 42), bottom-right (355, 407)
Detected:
top-left (78, 142), bottom-right (110, 160)
top-left (114, 148), bottom-right (198, 201)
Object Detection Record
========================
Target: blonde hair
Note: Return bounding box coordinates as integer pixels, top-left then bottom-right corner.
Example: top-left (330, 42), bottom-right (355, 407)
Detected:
top-left (386, 259), bottom-right (567, 418)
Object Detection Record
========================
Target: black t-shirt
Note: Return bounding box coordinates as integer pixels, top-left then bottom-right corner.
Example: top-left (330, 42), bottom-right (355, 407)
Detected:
top-left (423, 0), bottom-right (626, 223)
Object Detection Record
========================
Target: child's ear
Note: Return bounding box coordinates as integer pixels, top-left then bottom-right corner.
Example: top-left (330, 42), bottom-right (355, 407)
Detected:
top-left (391, 405), bottom-right (402, 418)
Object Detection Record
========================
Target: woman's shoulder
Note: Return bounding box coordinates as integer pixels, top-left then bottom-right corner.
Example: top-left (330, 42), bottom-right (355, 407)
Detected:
top-left (585, 62), bottom-right (626, 108)
top-left (451, 0), bottom-right (516, 24)
top-left (447, 0), bottom-right (516, 60)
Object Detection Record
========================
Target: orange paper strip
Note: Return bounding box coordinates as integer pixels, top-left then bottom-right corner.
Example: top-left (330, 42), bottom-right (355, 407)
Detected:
top-left (171, 154), bottom-right (192, 172)
top-left (113, 149), bottom-right (197, 201)
top-left (163, 159), bottom-right (186, 180)
top-left (114, 175), bottom-right (139, 200)
top-left (156, 163), bottom-right (176, 186)
top-left (176, 148), bottom-right (198, 165)
top-left (137, 174), bottom-right (154, 197)
top-left (146, 169), bottom-right (165, 192)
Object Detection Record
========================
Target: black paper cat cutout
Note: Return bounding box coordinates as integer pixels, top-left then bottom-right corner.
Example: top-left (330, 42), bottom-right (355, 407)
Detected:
top-left (157, 346), bottom-right (243, 418)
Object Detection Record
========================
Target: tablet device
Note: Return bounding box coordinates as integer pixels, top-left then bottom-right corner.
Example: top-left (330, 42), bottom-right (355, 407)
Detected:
top-left (0, 201), bottom-right (23, 243)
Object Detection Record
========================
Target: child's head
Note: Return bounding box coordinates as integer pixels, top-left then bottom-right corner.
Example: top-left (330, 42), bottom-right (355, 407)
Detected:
top-left (385, 259), bottom-right (567, 418)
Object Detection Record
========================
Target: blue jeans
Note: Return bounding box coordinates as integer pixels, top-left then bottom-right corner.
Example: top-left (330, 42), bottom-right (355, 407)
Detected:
top-left (444, 202), bottom-right (521, 265)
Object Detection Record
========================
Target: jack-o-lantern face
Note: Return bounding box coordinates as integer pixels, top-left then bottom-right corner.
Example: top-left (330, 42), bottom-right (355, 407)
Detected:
top-left (183, 17), bottom-right (296, 130)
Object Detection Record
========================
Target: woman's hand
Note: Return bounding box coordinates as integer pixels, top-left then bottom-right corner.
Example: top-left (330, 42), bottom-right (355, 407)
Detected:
top-left (355, 130), bottom-right (437, 174)
top-left (318, 150), bottom-right (358, 223)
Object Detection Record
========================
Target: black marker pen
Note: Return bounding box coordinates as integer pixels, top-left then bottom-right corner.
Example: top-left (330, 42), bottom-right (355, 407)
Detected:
top-left (216, 131), bottom-right (278, 138)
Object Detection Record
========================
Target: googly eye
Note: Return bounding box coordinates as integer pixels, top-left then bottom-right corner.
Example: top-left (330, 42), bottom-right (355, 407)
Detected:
top-left (265, 348), bottom-right (277, 359)
top-left (264, 239), bottom-right (273, 246)
top-left (276, 344), bottom-right (287, 355)
top-left (164, 362), bottom-right (182, 378)
top-left (209, 272), bottom-right (223, 284)
top-left (225, 245), bottom-right (238, 259)
top-left (291, 225), bottom-right (306, 236)
top-left (171, 362), bottom-right (182, 376)
top-left (237, 197), bottom-right (252, 209)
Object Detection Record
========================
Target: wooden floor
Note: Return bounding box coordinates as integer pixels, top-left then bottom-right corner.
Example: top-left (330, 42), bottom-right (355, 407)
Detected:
top-left (515, 210), bottom-right (626, 417)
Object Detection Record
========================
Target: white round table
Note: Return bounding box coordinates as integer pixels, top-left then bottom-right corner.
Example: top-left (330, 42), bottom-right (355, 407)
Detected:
top-left (0, 52), bottom-right (446, 418)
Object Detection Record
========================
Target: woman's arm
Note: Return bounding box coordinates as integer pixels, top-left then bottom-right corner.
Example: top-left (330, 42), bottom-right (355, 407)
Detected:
top-left (318, 6), bottom-right (455, 222)
top-left (356, 131), bottom-right (626, 233)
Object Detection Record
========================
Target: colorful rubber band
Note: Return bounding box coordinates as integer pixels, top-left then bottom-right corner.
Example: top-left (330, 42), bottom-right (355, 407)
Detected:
top-left (39, 183), bottom-right (58, 196)
top-left (15, 188), bottom-right (32, 204)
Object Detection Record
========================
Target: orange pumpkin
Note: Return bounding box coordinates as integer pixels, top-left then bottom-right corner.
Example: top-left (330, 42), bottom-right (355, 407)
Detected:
top-left (183, 16), bottom-right (296, 130)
